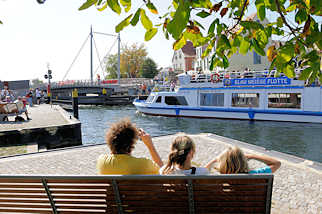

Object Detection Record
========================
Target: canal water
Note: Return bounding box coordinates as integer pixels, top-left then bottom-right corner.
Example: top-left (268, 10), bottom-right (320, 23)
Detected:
top-left (79, 105), bottom-right (322, 163)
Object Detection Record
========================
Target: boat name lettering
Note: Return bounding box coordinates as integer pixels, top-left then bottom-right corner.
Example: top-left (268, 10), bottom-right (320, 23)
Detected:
top-left (224, 77), bottom-right (291, 86)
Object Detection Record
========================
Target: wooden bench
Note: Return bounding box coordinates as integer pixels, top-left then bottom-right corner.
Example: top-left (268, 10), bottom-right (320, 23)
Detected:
top-left (0, 174), bottom-right (273, 214)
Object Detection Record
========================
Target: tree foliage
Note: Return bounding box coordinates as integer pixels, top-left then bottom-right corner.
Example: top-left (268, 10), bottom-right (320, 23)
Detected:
top-left (120, 43), bottom-right (147, 78)
top-left (79, 0), bottom-right (322, 84)
top-left (139, 57), bottom-right (158, 78)
top-left (105, 54), bottom-right (119, 79)
top-left (105, 43), bottom-right (148, 78)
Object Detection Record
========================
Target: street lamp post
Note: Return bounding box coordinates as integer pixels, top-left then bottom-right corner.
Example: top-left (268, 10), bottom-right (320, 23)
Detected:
top-left (44, 66), bottom-right (53, 106)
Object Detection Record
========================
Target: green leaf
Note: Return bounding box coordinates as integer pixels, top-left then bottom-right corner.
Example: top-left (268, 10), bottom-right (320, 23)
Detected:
top-left (141, 9), bottom-right (153, 30)
top-left (240, 37), bottom-right (250, 55)
top-left (97, 1), bottom-right (108, 11)
top-left (255, 29), bottom-right (268, 48)
top-left (115, 14), bottom-right (133, 33)
top-left (202, 43), bottom-right (214, 58)
top-left (79, 0), bottom-right (97, 10)
top-left (286, 3), bottom-right (297, 12)
top-left (299, 67), bottom-right (313, 80)
top-left (167, 1), bottom-right (191, 40)
top-left (208, 19), bottom-right (219, 34)
top-left (146, 1), bottom-right (158, 14)
top-left (222, 55), bottom-right (229, 69)
top-left (280, 64), bottom-right (295, 78)
top-left (196, 10), bottom-right (210, 18)
top-left (295, 9), bottom-right (307, 24)
top-left (173, 35), bottom-right (186, 50)
top-left (255, 0), bottom-right (266, 21)
top-left (277, 45), bottom-right (294, 63)
top-left (0, 20), bottom-right (2, 24)
top-left (277, 17), bottom-right (283, 28)
top-left (209, 54), bottom-right (216, 70)
top-left (107, 0), bottom-right (121, 14)
top-left (252, 39), bottom-right (266, 56)
top-left (191, 0), bottom-right (212, 8)
top-left (219, 35), bottom-right (231, 49)
top-left (120, 0), bottom-right (131, 12)
top-left (145, 28), bottom-right (158, 41)
top-left (310, 0), bottom-right (322, 15)
top-left (240, 21), bottom-right (264, 30)
top-left (130, 8), bottom-right (141, 26)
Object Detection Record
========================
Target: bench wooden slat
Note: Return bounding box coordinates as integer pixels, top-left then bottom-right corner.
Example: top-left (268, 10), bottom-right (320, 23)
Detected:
top-left (0, 189), bottom-right (46, 194)
top-left (50, 190), bottom-right (107, 194)
top-left (0, 198), bottom-right (50, 203)
top-left (46, 179), bottom-right (112, 184)
top-left (56, 210), bottom-right (106, 214)
top-left (0, 193), bottom-right (48, 198)
top-left (0, 184), bottom-right (44, 188)
top-left (192, 178), bottom-right (269, 185)
top-left (48, 185), bottom-right (110, 189)
top-left (0, 203), bottom-right (52, 209)
top-left (51, 194), bottom-right (107, 199)
top-left (0, 208), bottom-right (52, 213)
top-left (0, 179), bottom-right (41, 183)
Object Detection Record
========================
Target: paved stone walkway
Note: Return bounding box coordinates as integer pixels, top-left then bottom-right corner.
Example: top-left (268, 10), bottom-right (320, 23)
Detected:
top-left (0, 133), bottom-right (321, 214)
top-left (0, 104), bottom-right (77, 132)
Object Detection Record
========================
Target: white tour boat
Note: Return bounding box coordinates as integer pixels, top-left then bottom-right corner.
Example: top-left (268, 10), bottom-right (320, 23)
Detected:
top-left (133, 72), bottom-right (322, 123)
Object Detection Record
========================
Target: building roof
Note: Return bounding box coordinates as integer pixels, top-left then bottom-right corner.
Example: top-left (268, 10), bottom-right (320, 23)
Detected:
top-left (181, 41), bottom-right (196, 56)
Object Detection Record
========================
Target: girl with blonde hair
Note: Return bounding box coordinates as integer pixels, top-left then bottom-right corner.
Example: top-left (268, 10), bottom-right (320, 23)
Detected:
top-left (206, 146), bottom-right (281, 174)
top-left (160, 135), bottom-right (209, 175)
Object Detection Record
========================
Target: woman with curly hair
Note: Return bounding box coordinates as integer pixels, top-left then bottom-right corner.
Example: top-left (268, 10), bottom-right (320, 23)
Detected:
top-left (97, 118), bottom-right (163, 175)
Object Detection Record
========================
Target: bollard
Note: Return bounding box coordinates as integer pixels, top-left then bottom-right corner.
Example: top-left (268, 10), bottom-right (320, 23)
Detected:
top-left (72, 88), bottom-right (79, 119)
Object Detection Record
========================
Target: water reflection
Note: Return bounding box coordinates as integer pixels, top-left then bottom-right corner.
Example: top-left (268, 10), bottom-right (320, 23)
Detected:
top-left (79, 106), bottom-right (322, 162)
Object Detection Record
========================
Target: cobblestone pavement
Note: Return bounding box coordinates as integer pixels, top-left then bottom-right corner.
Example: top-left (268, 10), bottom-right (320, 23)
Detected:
top-left (0, 133), bottom-right (320, 214)
top-left (0, 104), bottom-right (77, 132)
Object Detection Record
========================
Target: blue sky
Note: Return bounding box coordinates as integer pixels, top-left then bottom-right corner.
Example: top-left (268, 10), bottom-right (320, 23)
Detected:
top-left (0, 0), bottom-right (174, 81)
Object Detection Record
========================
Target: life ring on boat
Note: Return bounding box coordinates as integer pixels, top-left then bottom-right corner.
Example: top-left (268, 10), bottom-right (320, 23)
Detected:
top-left (211, 73), bottom-right (220, 83)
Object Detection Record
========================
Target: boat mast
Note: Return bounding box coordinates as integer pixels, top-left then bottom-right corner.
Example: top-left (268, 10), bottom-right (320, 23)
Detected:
top-left (90, 26), bottom-right (93, 84)
top-left (117, 32), bottom-right (121, 84)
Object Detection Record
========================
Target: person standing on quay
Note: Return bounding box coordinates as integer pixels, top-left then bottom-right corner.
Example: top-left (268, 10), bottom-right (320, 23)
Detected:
top-left (97, 118), bottom-right (163, 175)
top-left (36, 88), bottom-right (41, 105)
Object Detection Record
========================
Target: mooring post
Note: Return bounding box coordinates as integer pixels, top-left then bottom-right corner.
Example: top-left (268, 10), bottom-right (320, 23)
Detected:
top-left (72, 88), bottom-right (79, 119)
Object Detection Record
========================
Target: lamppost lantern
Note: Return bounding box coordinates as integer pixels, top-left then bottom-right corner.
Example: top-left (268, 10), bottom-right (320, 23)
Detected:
top-left (44, 74), bottom-right (48, 79)
top-left (48, 70), bottom-right (52, 75)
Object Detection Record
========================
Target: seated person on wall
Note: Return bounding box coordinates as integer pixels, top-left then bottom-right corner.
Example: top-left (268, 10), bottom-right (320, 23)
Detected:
top-left (97, 118), bottom-right (163, 175)
top-left (160, 135), bottom-right (209, 175)
top-left (206, 146), bottom-right (281, 174)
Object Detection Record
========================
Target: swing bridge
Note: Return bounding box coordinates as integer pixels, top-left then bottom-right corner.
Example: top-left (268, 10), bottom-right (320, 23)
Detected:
top-left (50, 27), bottom-right (148, 105)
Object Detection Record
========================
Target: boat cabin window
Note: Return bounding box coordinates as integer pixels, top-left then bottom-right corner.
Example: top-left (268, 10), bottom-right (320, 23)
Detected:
top-left (156, 96), bottom-right (162, 103)
top-left (200, 93), bottom-right (224, 106)
top-left (268, 93), bottom-right (301, 109)
top-left (165, 96), bottom-right (188, 106)
top-left (146, 96), bottom-right (155, 103)
top-left (232, 93), bottom-right (259, 107)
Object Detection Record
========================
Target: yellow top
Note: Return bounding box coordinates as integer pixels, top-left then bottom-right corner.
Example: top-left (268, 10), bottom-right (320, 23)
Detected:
top-left (97, 154), bottom-right (160, 175)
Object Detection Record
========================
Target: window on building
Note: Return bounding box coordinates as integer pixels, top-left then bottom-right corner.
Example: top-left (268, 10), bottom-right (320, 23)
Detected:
top-left (156, 96), bottom-right (162, 103)
top-left (200, 93), bottom-right (224, 106)
top-left (232, 93), bottom-right (259, 107)
top-left (268, 93), bottom-right (301, 108)
top-left (253, 51), bottom-right (261, 64)
top-left (165, 96), bottom-right (188, 105)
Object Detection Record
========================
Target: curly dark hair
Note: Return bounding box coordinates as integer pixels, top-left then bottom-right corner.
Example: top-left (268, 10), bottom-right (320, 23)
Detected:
top-left (105, 118), bottom-right (139, 154)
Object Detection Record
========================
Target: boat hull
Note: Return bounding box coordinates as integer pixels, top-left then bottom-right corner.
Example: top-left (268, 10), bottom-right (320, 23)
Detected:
top-left (134, 103), bottom-right (322, 123)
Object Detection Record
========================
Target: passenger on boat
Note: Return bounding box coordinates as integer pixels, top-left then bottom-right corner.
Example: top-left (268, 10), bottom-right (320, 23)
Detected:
top-left (97, 118), bottom-right (163, 175)
top-left (160, 135), bottom-right (209, 175)
top-left (205, 146), bottom-right (281, 174)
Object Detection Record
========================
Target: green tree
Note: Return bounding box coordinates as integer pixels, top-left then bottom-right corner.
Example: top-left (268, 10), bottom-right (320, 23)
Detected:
top-left (105, 54), bottom-right (119, 79)
top-left (31, 78), bottom-right (45, 88)
top-left (139, 57), bottom-right (158, 78)
top-left (79, 0), bottom-right (322, 84)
